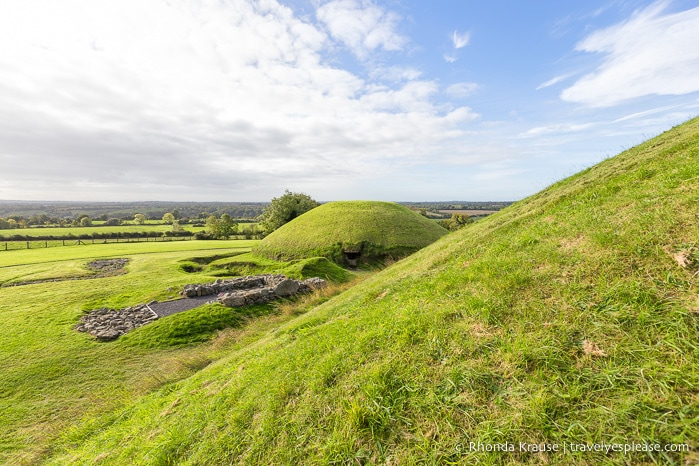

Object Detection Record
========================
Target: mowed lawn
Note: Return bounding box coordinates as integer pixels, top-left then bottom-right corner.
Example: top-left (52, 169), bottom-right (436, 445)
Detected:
top-left (0, 222), bottom-right (260, 239)
top-left (0, 223), bottom-right (205, 238)
top-left (0, 240), bottom-right (259, 464)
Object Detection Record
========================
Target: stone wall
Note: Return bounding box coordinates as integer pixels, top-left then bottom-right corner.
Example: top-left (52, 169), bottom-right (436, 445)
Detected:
top-left (75, 275), bottom-right (327, 341)
top-left (181, 274), bottom-right (326, 297)
top-left (74, 304), bottom-right (158, 341)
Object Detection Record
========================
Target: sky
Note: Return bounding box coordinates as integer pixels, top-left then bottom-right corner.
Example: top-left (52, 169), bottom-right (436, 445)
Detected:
top-left (1, 0), bottom-right (698, 202)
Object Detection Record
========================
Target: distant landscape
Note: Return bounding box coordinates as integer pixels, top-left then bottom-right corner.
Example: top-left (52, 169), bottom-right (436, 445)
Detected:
top-left (0, 200), bottom-right (510, 250)
top-left (0, 200), bottom-right (512, 222)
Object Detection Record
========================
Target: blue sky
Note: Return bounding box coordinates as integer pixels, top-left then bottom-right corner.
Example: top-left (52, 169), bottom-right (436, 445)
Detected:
top-left (0, 0), bottom-right (698, 202)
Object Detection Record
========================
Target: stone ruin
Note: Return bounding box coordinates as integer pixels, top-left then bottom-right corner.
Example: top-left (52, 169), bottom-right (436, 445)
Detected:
top-left (75, 274), bottom-right (327, 341)
top-left (87, 258), bottom-right (129, 275)
top-left (182, 274), bottom-right (327, 305)
top-left (74, 304), bottom-right (158, 341)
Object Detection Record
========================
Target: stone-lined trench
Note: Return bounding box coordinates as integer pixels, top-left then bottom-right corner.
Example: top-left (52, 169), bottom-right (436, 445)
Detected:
top-left (75, 274), bottom-right (326, 341)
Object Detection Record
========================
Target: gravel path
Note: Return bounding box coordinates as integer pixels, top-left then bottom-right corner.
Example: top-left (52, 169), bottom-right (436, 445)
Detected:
top-left (148, 294), bottom-right (218, 318)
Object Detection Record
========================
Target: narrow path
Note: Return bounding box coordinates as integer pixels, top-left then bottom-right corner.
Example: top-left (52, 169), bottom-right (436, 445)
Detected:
top-left (148, 295), bottom-right (217, 317)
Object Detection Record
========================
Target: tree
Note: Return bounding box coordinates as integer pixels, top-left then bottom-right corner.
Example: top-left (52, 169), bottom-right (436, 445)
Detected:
top-left (438, 213), bottom-right (472, 231)
top-left (241, 224), bottom-right (261, 239)
top-left (171, 221), bottom-right (183, 233)
top-left (134, 213), bottom-right (146, 225)
top-left (206, 214), bottom-right (237, 239)
top-left (260, 190), bottom-right (319, 233)
top-left (0, 218), bottom-right (11, 230)
top-left (80, 216), bottom-right (92, 227)
top-left (104, 218), bottom-right (122, 226)
top-left (162, 212), bottom-right (175, 224)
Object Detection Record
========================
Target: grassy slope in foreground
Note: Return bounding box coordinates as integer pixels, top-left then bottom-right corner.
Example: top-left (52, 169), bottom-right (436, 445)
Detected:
top-left (254, 201), bottom-right (447, 263)
top-left (49, 119), bottom-right (698, 465)
top-left (0, 243), bottom-right (261, 465)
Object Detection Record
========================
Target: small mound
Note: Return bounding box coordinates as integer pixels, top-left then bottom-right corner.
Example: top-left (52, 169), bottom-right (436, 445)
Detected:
top-left (254, 201), bottom-right (447, 266)
top-left (86, 258), bottom-right (129, 275)
top-left (279, 257), bottom-right (354, 283)
top-left (119, 303), bottom-right (274, 348)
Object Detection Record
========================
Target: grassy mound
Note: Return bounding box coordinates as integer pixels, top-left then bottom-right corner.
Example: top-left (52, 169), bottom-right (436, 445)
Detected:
top-left (278, 257), bottom-right (355, 283)
top-left (254, 201), bottom-right (447, 266)
top-left (46, 118), bottom-right (699, 464)
top-left (119, 303), bottom-right (275, 349)
top-left (180, 252), bottom-right (355, 283)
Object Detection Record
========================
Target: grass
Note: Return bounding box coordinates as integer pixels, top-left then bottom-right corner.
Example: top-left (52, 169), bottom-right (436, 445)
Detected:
top-left (120, 276), bottom-right (358, 350)
top-left (119, 303), bottom-right (278, 349)
top-left (193, 252), bottom-right (355, 283)
top-left (254, 201), bottom-right (447, 265)
top-left (0, 239), bottom-right (258, 267)
top-left (0, 223), bottom-right (205, 238)
top-left (0, 241), bottom-right (261, 464)
top-left (0, 221), bottom-right (260, 239)
top-left (0, 260), bottom-right (95, 286)
top-left (38, 116), bottom-right (699, 465)
top-left (0, 241), bottom-right (258, 286)
top-left (0, 235), bottom-right (362, 464)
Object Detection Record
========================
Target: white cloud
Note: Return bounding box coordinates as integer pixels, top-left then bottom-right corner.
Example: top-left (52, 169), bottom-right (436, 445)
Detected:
top-left (561, 1), bottom-right (699, 106)
top-left (443, 53), bottom-right (457, 63)
top-left (0, 0), bottom-right (484, 201)
top-left (613, 104), bottom-right (684, 122)
top-left (444, 29), bottom-right (470, 63)
top-left (452, 30), bottom-right (470, 49)
top-left (536, 74), bottom-right (572, 90)
top-left (520, 123), bottom-right (596, 137)
top-left (446, 82), bottom-right (479, 98)
top-left (315, 0), bottom-right (407, 58)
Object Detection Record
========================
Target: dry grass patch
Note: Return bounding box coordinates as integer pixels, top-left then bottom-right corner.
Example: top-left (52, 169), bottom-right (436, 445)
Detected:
top-left (582, 339), bottom-right (607, 358)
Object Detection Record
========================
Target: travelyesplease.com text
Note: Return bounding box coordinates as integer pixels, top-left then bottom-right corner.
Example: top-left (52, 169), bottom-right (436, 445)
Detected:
top-left (456, 442), bottom-right (690, 454)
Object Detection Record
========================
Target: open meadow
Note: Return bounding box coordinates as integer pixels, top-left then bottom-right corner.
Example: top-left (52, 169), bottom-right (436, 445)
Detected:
top-left (0, 223), bottom-right (261, 251)
top-left (0, 238), bottom-right (355, 464)
top-left (0, 224), bottom-right (200, 237)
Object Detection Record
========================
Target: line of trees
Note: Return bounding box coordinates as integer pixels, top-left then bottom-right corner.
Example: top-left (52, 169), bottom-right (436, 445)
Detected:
top-left (438, 213), bottom-right (474, 231)
top-left (1, 191), bottom-right (320, 238)
top-left (0, 231), bottom-right (194, 241)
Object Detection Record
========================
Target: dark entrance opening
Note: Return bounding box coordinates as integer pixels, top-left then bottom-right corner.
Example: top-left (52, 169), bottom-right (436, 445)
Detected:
top-left (343, 251), bottom-right (361, 268)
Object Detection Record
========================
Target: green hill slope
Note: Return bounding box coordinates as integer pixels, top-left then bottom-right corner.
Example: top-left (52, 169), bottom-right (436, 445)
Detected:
top-left (48, 118), bottom-right (699, 465)
top-left (254, 201), bottom-right (448, 265)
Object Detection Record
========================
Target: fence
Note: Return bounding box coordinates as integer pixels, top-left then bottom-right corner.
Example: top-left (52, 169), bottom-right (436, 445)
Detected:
top-left (0, 235), bottom-right (198, 251)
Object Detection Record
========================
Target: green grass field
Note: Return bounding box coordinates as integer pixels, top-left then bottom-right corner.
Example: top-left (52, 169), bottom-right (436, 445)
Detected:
top-left (0, 223), bottom-right (204, 238)
top-left (2, 118), bottom-right (699, 464)
top-left (37, 117), bottom-right (699, 465)
top-left (0, 239), bottom-right (257, 268)
top-left (0, 238), bottom-right (361, 465)
top-left (0, 222), bottom-right (260, 240)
